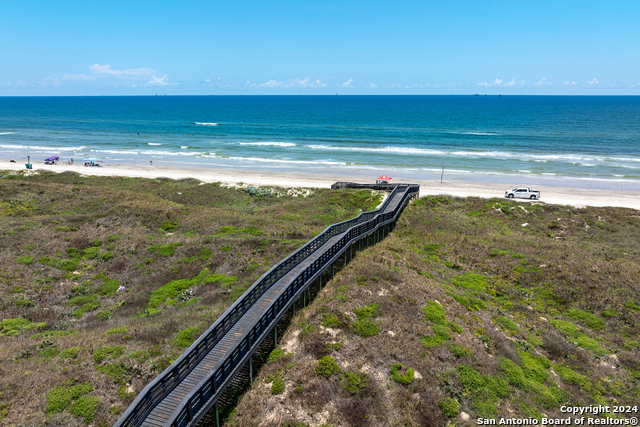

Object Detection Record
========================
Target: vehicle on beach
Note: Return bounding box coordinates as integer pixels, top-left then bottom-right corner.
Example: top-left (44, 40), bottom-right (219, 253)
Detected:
top-left (505, 187), bottom-right (540, 200)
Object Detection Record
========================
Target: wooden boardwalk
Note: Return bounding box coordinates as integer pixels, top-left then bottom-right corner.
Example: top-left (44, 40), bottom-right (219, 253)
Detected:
top-left (116, 185), bottom-right (419, 427)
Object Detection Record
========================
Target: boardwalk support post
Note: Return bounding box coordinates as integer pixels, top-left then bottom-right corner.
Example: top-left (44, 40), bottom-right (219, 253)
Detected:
top-left (214, 402), bottom-right (220, 427)
top-left (249, 357), bottom-right (253, 385)
top-left (273, 325), bottom-right (277, 349)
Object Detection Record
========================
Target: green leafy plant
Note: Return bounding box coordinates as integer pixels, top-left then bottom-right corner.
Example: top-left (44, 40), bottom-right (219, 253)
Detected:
top-left (390, 363), bottom-right (414, 385)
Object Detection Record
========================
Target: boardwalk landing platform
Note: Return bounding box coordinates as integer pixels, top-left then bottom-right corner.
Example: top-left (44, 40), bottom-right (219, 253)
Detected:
top-left (116, 184), bottom-right (419, 427)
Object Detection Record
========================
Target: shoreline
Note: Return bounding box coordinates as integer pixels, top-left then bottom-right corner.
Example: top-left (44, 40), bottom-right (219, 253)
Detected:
top-left (3, 161), bottom-right (639, 210)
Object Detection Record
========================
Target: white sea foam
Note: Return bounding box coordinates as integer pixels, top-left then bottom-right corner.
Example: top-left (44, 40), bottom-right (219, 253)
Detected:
top-left (148, 143), bottom-right (162, 146)
top-left (91, 149), bottom-right (137, 154)
top-left (237, 142), bottom-right (297, 147)
top-left (141, 150), bottom-right (203, 156)
top-left (196, 122), bottom-right (218, 126)
top-left (0, 132), bottom-right (15, 135)
top-left (181, 146), bottom-right (189, 149)
top-left (308, 144), bottom-right (640, 166)
top-left (228, 156), bottom-right (345, 166)
top-left (454, 131), bottom-right (500, 136)
top-left (1, 144), bottom-right (86, 151)
top-left (308, 145), bottom-right (445, 155)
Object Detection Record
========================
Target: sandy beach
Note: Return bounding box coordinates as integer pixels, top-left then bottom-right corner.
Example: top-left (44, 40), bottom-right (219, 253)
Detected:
top-left (2, 161), bottom-right (639, 210)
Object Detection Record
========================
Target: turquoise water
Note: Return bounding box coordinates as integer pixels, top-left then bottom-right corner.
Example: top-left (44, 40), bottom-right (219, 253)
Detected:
top-left (1, 96), bottom-right (639, 188)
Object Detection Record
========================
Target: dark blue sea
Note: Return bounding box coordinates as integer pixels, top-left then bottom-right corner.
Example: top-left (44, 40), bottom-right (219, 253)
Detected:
top-left (1, 96), bottom-right (639, 188)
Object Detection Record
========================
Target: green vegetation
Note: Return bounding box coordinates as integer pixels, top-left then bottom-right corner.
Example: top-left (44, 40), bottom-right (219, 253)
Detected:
top-left (147, 268), bottom-right (236, 309)
top-left (93, 346), bottom-right (124, 364)
top-left (390, 363), bottom-right (414, 385)
top-left (172, 327), bottom-right (200, 348)
top-left (316, 356), bottom-right (340, 377)
top-left (450, 272), bottom-right (486, 292)
top-left (351, 303), bottom-right (380, 337)
top-left (0, 317), bottom-right (45, 336)
top-left (104, 326), bottom-right (129, 337)
top-left (341, 371), bottom-right (368, 394)
top-left (69, 395), bottom-right (100, 423)
top-left (271, 377), bottom-right (285, 395)
top-left (421, 301), bottom-right (461, 347)
top-left (3, 172), bottom-right (640, 426)
top-left (46, 381), bottom-right (93, 414)
top-left (15, 255), bottom-right (34, 265)
top-left (438, 397), bottom-right (460, 418)
top-left (550, 319), bottom-right (606, 355)
top-left (565, 308), bottom-right (605, 331)
top-left (496, 315), bottom-right (519, 331)
top-left (267, 349), bottom-right (286, 363)
top-left (457, 365), bottom-right (509, 416)
top-left (60, 347), bottom-right (84, 359)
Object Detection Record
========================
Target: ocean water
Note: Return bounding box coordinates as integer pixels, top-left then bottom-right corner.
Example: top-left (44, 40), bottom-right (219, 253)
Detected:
top-left (1, 95), bottom-right (639, 188)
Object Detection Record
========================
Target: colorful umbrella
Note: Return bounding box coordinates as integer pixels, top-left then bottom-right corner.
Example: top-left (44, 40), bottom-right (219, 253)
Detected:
top-left (377, 175), bottom-right (392, 181)
top-left (45, 156), bottom-right (59, 161)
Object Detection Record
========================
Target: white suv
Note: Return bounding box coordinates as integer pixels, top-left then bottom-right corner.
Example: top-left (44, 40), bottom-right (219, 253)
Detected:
top-left (504, 188), bottom-right (540, 200)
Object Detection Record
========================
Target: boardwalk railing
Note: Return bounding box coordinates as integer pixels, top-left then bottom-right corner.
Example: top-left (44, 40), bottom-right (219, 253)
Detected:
top-left (116, 184), bottom-right (419, 427)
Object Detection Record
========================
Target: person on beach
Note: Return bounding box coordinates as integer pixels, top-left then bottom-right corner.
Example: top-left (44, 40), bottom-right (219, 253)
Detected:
top-left (150, 161), bottom-right (152, 165)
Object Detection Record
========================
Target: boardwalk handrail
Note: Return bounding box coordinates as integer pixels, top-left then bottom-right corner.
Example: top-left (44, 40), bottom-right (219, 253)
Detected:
top-left (116, 185), bottom-right (419, 427)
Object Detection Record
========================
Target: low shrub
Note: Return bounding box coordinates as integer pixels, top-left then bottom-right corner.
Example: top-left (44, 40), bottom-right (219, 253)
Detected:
top-left (46, 381), bottom-right (93, 414)
top-left (104, 326), bottom-right (129, 337)
top-left (390, 363), bottom-right (414, 385)
top-left (341, 371), bottom-right (368, 394)
top-left (93, 346), bottom-right (124, 364)
top-left (60, 347), bottom-right (84, 359)
top-left (316, 355), bottom-right (340, 378)
top-left (271, 377), bottom-right (285, 395)
top-left (172, 327), bottom-right (200, 348)
top-left (439, 397), bottom-right (460, 418)
top-left (69, 395), bottom-right (100, 423)
top-left (565, 308), bottom-right (605, 331)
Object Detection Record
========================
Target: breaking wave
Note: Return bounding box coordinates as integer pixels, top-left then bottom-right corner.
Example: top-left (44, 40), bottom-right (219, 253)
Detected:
top-left (237, 142), bottom-right (297, 147)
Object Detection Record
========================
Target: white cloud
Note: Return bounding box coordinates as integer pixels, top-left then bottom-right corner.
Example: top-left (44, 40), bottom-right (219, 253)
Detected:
top-left (386, 83), bottom-right (401, 89)
top-left (341, 78), bottom-right (353, 88)
top-left (205, 78), bottom-right (211, 83)
top-left (61, 73), bottom-right (96, 81)
top-left (255, 78), bottom-right (327, 89)
top-left (535, 77), bottom-right (552, 86)
top-left (90, 63), bottom-right (155, 77)
top-left (478, 79), bottom-right (523, 88)
top-left (368, 83), bottom-right (377, 89)
top-left (37, 76), bottom-right (63, 87)
top-left (564, 80), bottom-right (578, 86)
top-left (587, 78), bottom-right (599, 85)
top-left (146, 75), bottom-right (174, 86)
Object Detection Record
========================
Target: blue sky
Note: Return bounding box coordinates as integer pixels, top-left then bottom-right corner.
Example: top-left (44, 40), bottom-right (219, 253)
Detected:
top-left (1, 0), bottom-right (639, 95)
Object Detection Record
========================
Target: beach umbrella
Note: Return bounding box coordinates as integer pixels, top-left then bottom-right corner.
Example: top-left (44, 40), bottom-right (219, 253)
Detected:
top-left (45, 156), bottom-right (59, 161)
top-left (377, 175), bottom-right (392, 181)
